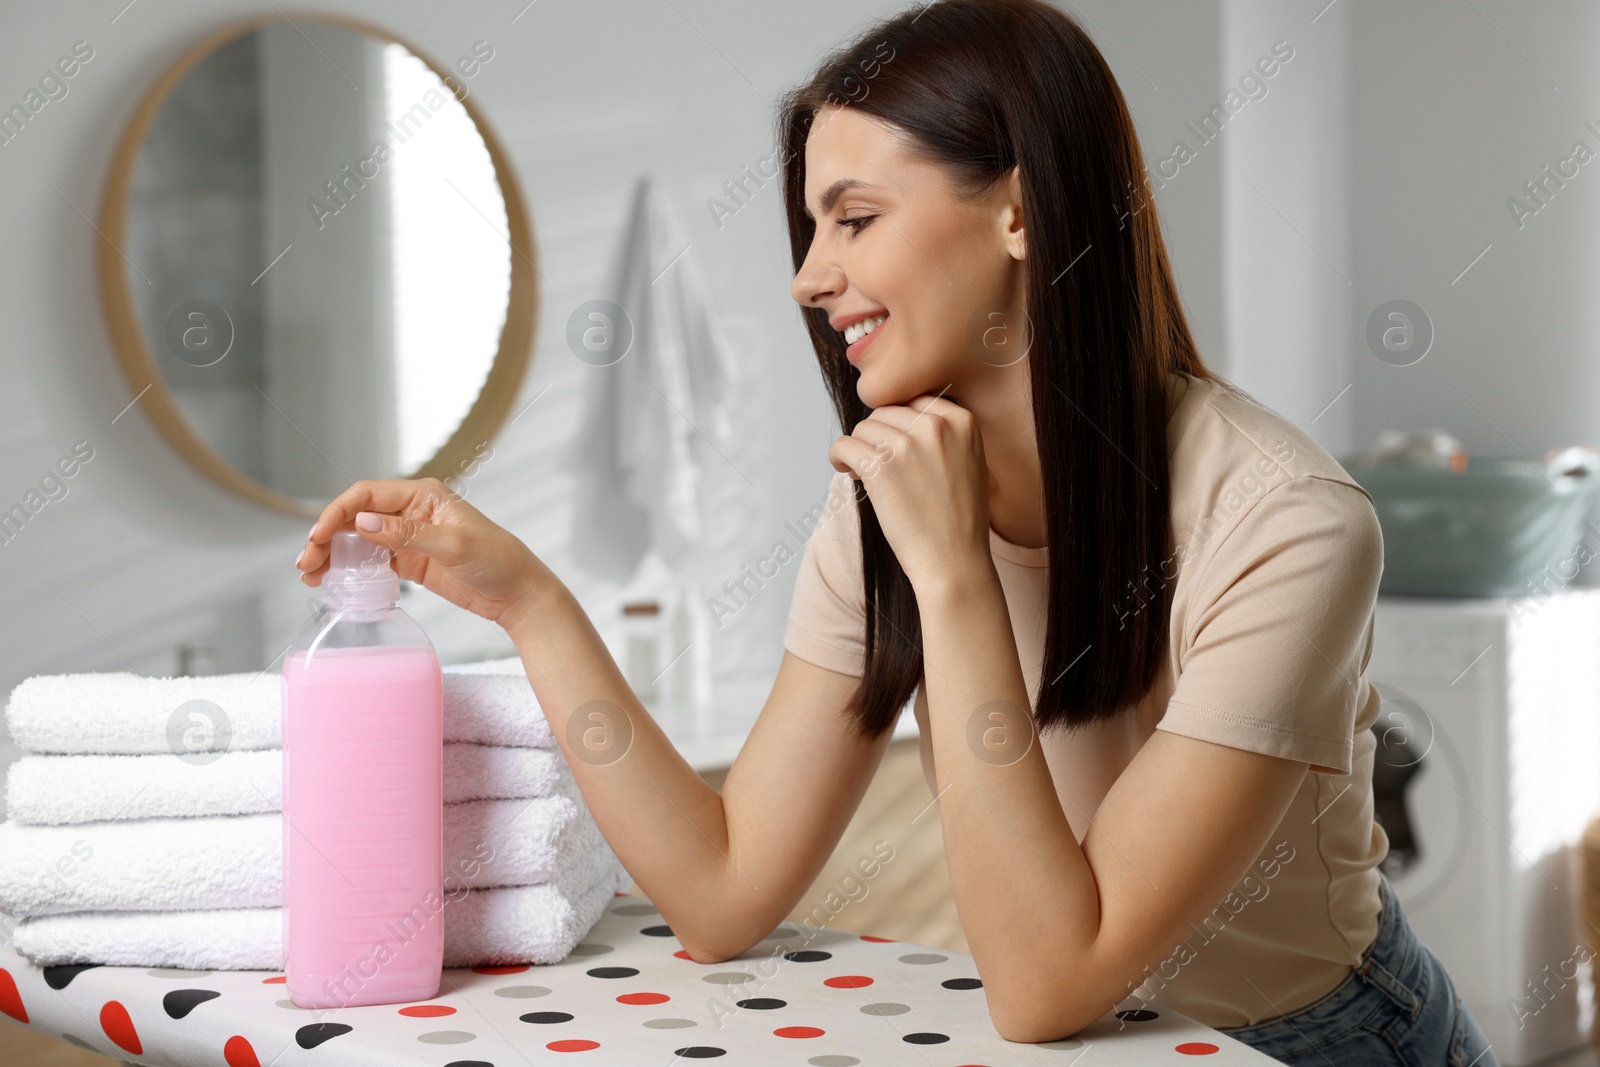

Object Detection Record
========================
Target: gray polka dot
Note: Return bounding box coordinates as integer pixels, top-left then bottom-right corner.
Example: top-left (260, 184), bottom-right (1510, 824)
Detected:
top-left (493, 985), bottom-right (552, 999)
top-left (808, 1056), bottom-right (861, 1066)
top-left (613, 903), bottom-right (659, 916)
top-left (898, 953), bottom-right (947, 964)
top-left (643, 1017), bottom-right (698, 1029)
top-left (1039, 1038), bottom-right (1084, 1050)
top-left (146, 967), bottom-right (215, 978)
top-left (61, 1034), bottom-right (99, 1052)
top-left (860, 1002), bottom-right (910, 1016)
top-left (417, 1030), bottom-right (477, 1044)
top-left (701, 972), bottom-right (754, 985)
top-left (569, 943), bottom-right (614, 956)
top-left (761, 925), bottom-right (801, 939)
top-left (276, 999), bottom-right (298, 1009)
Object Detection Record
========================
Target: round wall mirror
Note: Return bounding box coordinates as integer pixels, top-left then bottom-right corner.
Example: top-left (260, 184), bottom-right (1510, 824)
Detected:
top-left (97, 14), bottom-right (538, 516)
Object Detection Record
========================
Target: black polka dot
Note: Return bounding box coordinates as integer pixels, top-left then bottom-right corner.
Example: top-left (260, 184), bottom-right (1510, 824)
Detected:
top-left (162, 988), bottom-right (221, 1019)
top-left (586, 966), bottom-right (640, 978)
top-left (672, 1047), bottom-right (727, 1058)
top-left (295, 1022), bottom-right (353, 1048)
top-left (640, 924), bottom-right (675, 937)
top-left (443, 1062), bottom-right (496, 1067)
top-left (941, 977), bottom-right (983, 990)
top-left (43, 964), bottom-right (101, 990)
top-left (519, 1011), bottom-right (574, 1024)
top-left (1116, 1008), bottom-right (1159, 1022)
top-left (782, 950), bottom-right (831, 962)
top-left (904, 1032), bottom-right (951, 1044)
top-left (734, 998), bottom-right (787, 1010)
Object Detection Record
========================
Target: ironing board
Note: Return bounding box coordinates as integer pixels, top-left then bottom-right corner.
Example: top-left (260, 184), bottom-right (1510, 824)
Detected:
top-left (1, 891), bottom-right (1277, 1065)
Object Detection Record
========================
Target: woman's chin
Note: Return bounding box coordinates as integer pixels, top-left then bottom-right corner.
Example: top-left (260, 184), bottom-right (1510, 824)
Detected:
top-left (856, 373), bottom-right (930, 411)
top-left (856, 379), bottom-right (898, 411)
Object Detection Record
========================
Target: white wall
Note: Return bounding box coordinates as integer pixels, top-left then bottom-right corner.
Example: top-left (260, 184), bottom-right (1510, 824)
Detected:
top-left (1348, 0), bottom-right (1600, 472)
top-left (1223, 0), bottom-right (1353, 454)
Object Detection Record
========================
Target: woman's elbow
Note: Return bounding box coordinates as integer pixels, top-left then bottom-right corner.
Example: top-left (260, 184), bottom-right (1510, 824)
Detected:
top-left (674, 928), bottom-right (757, 965)
top-left (988, 984), bottom-right (1105, 1044)
top-left (680, 942), bottom-right (740, 965)
top-left (673, 917), bottom-right (769, 965)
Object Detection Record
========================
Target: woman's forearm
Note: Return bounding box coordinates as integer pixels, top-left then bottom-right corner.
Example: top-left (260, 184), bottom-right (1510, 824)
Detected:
top-left (914, 567), bottom-right (1101, 1032)
top-left (498, 582), bottom-right (755, 960)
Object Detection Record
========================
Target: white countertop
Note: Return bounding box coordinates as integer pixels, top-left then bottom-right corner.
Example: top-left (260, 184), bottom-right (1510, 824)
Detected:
top-left (674, 701), bottom-right (920, 774)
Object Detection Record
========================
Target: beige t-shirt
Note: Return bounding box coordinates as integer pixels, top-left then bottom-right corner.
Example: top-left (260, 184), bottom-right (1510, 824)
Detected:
top-left (781, 371), bottom-right (1389, 1029)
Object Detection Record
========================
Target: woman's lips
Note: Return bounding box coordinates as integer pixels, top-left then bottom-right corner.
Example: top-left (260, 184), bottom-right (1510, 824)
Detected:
top-left (846, 314), bottom-right (888, 364)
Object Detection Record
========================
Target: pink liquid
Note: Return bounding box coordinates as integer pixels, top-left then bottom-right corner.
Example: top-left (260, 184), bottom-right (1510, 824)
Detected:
top-left (281, 645), bottom-right (443, 1008)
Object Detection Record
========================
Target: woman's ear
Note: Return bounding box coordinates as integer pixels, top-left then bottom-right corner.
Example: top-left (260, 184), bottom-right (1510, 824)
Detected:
top-left (1001, 164), bottom-right (1026, 261)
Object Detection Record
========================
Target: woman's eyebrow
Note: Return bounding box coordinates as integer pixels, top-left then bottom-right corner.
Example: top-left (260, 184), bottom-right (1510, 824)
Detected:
top-left (805, 178), bottom-right (881, 220)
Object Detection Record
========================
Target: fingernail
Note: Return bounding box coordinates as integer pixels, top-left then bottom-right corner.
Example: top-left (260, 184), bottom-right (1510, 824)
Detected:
top-left (294, 548), bottom-right (305, 567)
top-left (355, 511), bottom-right (382, 531)
top-left (307, 523), bottom-right (318, 540)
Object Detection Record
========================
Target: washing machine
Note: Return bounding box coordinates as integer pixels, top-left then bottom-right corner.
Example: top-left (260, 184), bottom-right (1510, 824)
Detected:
top-left (1366, 587), bottom-right (1600, 1066)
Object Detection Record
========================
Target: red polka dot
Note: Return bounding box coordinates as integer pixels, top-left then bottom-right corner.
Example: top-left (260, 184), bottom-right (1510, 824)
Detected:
top-left (398, 1004), bottom-right (457, 1017)
top-left (774, 1025), bottom-right (825, 1038)
top-left (672, 950), bottom-right (693, 960)
top-left (617, 992), bottom-right (669, 1005)
top-left (473, 965), bottom-right (529, 975)
top-left (823, 975), bottom-right (874, 989)
top-left (1176, 1042), bottom-right (1219, 1055)
top-left (100, 1001), bottom-right (142, 1055)
top-left (547, 1038), bottom-right (601, 1051)
top-left (261, 976), bottom-right (286, 984)
top-left (0, 968), bottom-right (27, 1023)
top-left (859, 935), bottom-right (896, 942)
top-left (224, 1035), bottom-right (261, 1067)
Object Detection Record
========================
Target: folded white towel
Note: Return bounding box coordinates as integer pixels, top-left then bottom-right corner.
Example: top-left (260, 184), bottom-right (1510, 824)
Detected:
top-left (5, 743), bottom-right (567, 825)
top-left (4, 667), bottom-right (554, 755)
top-left (0, 783), bottom-right (612, 917)
top-left (10, 860), bottom-right (634, 969)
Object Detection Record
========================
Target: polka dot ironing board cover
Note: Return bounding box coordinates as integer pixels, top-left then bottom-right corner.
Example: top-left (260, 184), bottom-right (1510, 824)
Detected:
top-left (1, 892), bottom-right (1276, 1064)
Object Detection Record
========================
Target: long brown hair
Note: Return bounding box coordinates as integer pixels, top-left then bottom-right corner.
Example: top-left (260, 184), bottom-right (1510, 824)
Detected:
top-left (777, 0), bottom-right (1219, 741)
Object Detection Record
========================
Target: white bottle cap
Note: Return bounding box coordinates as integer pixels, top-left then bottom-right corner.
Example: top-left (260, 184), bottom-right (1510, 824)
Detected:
top-left (322, 529), bottom-right (399, 610)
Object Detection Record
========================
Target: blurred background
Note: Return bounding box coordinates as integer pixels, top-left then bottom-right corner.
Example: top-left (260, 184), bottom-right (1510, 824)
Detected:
top-left (3, 1), bottom-right (1600, 1064)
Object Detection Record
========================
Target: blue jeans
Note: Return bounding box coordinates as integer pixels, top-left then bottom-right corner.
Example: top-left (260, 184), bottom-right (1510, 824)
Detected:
top-left (1216, 873), bottom-right (1499, 1066)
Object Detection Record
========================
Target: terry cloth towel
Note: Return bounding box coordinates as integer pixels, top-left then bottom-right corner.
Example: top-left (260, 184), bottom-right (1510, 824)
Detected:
top-left (4, 668), bottom-right (553, 755)
top-left (0, 784), bottom-right (604, 918)
top-left (566, 173), bottom-right (741, 584)
top-left (10, 853), bottom-right (634, 969)
top-left (5, 743), bottom-right (567, 825)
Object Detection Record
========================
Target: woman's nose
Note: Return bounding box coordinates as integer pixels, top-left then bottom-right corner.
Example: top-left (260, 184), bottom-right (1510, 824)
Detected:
top-left (791, 258), bottom-right (844, 309)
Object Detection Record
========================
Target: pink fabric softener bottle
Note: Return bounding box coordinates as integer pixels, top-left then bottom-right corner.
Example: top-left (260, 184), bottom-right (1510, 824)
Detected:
top-left (281, 528), bottom-right (444, 1008)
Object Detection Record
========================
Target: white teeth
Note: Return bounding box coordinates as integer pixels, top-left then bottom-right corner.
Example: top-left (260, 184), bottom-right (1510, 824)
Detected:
top-left (844, 314), bottom-right (886, 345)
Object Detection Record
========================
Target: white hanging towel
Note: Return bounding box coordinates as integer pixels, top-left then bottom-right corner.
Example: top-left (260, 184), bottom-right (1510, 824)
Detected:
top-left (567, 173), bottom-right (740, 584)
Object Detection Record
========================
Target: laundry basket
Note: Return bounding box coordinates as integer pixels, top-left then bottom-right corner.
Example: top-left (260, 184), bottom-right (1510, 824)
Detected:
top-left (1583, 815), bottom-right (1600, 1051)
top-left (1346, 452), bottom-right (1599, 597)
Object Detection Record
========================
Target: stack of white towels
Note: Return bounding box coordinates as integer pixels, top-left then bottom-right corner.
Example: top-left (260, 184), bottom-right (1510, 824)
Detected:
top-left (0, 659), bottom-right (632, 970)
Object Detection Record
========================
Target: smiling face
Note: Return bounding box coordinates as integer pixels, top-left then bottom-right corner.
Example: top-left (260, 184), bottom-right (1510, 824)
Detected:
top-left (790, 105), bottom-right (1029, 410)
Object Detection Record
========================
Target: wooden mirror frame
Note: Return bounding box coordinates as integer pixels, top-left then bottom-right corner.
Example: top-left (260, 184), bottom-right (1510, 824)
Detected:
top-left (96, 11), bottom-right (538, 518)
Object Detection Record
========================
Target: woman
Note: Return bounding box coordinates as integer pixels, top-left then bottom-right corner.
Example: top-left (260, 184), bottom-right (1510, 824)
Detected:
top-left (295, 1), bottom-right (1497, 1062)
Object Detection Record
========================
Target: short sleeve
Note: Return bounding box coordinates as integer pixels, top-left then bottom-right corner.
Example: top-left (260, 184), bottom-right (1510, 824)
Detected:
top-left (1157, 476), bottom-right (1385, 776)
top-left (782, 472), bottom-right (869, 677)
